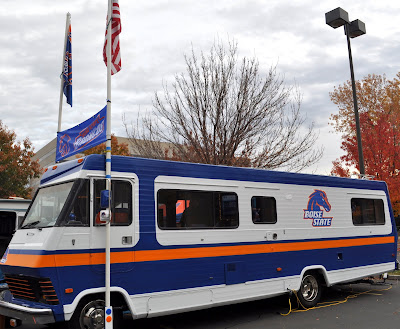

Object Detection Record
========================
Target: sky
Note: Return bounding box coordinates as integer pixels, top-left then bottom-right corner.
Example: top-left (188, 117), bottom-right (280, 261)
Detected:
top-left (1, 0), bottom-right (400, 175)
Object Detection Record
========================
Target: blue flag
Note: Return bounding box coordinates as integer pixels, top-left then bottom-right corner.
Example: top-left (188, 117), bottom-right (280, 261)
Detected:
top-left (56, 106), bottom-right (107, 162)
top-left (63, 22), bottom-right (72, 106)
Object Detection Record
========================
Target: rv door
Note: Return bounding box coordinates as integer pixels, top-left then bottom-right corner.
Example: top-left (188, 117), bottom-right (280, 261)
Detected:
top-left (90, 178), bottom-right (135, 271)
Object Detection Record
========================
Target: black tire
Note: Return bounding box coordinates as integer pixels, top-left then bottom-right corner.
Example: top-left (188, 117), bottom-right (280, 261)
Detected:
top-left (67, 298), bottom-right (123, 329)
top-left (297, 272), bottom-right (322, 308)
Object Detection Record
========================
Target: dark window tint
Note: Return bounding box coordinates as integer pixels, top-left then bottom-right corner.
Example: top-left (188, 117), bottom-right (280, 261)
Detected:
top-left (66, 179), bottom-right (90, 226)
top-left (157, 189), bottom-right (239, 229)
top-left (0, 212), bottom-right (16, 235)
top-left (94, 180), bottom-right (132, 226)
top-left (58, 179), bottom-right (90, 227)
top-left (251, 196), bottom-right (277, 224)
top-left (17, 216), bottom-right (24, 229)
top-left (351, 198), bottom-right (385, 225)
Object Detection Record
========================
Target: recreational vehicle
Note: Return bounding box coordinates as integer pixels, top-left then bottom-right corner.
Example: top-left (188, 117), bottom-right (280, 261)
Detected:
top-left (0, 155), bottom-right (396, 328)
top-left (0, 199), bottom-right (30, 264)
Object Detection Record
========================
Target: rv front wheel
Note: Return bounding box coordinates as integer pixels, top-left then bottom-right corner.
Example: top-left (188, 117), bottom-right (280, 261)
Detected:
top-left (68, 299), bottom-right (106, 329)
top-left (69, 298), bottom-right (123, 329)
top-left (297, 273), bottom-right (322, 308)
top-left (79, 299), bottom-right (105, 329)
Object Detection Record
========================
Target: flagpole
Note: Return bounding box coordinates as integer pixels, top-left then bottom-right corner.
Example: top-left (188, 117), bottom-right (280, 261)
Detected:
top-left (57, 12), bottom-right (71, 133)
top-left (105, 0), bottom-right (112, 311)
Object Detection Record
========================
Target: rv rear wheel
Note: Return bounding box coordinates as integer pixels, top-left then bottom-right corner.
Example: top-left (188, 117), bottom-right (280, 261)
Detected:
top-left (297, 272), bottom-right (322, 308)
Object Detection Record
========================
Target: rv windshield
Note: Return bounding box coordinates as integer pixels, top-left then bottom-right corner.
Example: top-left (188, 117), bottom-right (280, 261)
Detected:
top-left (21, 181), bottom-right (75, 229)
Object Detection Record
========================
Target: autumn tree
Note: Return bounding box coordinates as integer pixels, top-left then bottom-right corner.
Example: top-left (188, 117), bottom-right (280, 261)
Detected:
top-left (329, 73), bottom-right (400, 134)
top-left (330, 72), bottom-right (400, 214)
top-left (125, 40), bottom-right (322, 172)
top-left (0, 121), bottom-right (41, 198)
top-left (81, 134), bottom-right (130, 156)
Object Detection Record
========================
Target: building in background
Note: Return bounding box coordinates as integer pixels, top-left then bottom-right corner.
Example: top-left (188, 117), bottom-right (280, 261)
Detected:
top-left (31, 136), bottom-right (173, 192)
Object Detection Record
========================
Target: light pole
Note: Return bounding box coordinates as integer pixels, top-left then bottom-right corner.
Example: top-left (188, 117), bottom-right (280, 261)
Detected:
top-left (325, 7), bottom-right (366, 176)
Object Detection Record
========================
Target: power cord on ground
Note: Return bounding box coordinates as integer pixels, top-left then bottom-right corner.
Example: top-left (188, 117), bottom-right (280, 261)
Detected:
top-left (280, 279), bottom-right (393, 316)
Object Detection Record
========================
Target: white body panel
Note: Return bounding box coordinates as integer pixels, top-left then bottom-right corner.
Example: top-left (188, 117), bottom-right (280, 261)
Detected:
top-left (155, 176), bottom-right (392, 246)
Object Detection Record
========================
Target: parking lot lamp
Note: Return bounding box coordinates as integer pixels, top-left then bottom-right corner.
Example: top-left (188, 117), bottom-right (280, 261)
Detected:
top-left (325, 7), bottom-right (366, 176)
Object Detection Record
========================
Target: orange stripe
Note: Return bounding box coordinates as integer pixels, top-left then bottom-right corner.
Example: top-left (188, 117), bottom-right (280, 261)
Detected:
top-left (2, 236), bottom-right (394, 268)
top-left (135, 236), bottom-right (395, 262)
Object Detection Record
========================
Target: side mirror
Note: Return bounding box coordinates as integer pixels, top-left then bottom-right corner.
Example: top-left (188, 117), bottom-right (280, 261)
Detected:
top-left (101, 190), bottom-right (110, 208)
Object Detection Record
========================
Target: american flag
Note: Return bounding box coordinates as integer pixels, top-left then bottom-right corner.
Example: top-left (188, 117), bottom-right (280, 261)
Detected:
top-left (103, 0), bottom-right (121, 75)
top-left (63, 23), bottom-right (72, 106)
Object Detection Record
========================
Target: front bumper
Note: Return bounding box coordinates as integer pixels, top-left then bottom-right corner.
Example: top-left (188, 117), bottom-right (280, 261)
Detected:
top-left (0, 300), bottom-right (55, 325)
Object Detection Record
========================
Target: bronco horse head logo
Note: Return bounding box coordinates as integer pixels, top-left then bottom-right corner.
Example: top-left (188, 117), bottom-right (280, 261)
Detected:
top-left (307, 190), bottom-right (331, 212)
top-left (58, 134), bottom-right (71, 158)
top-left (304, 190), bottom-right (333, 227)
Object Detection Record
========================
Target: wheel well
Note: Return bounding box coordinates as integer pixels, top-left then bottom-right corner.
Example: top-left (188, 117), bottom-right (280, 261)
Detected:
top-left (68, 292), bottom-right (127, 327)
top-left (76, 291), bottom-right (129, 310)
top-left (304, 269), bottom-right (328, 287)
top-left (111, 291), bottom-right (129, 310)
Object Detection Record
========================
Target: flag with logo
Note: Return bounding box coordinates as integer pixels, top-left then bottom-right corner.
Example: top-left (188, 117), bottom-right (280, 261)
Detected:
top-left (103, 0), bottom-right (121, 75)
top-left (63, 19), bottom-right (72, 106)
top-left (56, 106), bottom-right (107, 162)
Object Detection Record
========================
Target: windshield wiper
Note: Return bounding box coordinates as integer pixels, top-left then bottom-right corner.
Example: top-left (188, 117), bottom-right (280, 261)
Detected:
top-left (21, 221), bottom-right (40, 229)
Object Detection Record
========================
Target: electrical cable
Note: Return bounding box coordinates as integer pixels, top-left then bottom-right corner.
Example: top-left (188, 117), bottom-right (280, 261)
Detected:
top-left (280, 280), bottom-right (393, 316)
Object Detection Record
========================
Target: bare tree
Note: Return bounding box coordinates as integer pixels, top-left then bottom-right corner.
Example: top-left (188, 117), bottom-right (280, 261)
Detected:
top-left (125, 40), bottom-right (323, 172)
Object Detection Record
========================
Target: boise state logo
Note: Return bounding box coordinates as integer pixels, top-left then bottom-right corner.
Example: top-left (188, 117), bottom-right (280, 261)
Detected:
top-left (303, 190), bottom-right (333, 227)
top-left (59, 134), bottom-right (71, 158)
top-left (73, 114), bottom-right (105, 152)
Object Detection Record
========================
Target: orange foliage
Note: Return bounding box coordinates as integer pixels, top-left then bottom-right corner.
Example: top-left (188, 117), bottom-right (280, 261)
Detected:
top-left (0, 121), bottom-right (41, 198)
top-left (330, 73), bottom-right (400, 215)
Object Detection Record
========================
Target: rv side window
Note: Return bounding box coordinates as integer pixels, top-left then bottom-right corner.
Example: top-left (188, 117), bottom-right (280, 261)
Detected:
top-left (94, 180), bottom-right (132, 226)
top-left (0, 212), bottom-right (16, 235)
top-left (251, 196), bottom-right (277, 224)
top-left (17, 216), bottom-right (24, 229)
top-left (157, 189), bottom-right (239, 229)
top-left (351, 198), bottom-right (385, 225)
